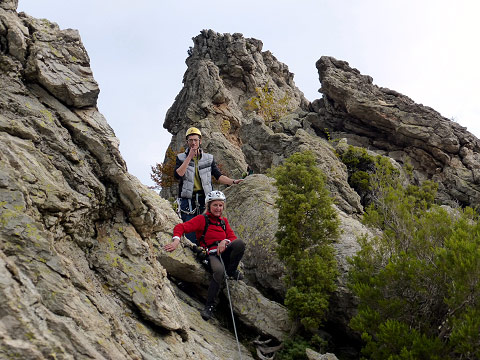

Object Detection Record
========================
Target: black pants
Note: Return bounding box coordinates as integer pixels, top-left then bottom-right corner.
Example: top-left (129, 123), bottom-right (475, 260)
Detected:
top-left (205, 239), bottom-right (245, 307)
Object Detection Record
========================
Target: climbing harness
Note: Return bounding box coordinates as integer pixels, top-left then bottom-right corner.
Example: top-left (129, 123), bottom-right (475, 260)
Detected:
top-left (194, 214), bottom-right (226, 269)
top-left (191, 245), bottom-right (210, 268)
top-left (189, 214), bottom-right (227, 270)
top-left (219, 254), bottom-right (242, 360)
top-left (178, 193), bottom-right (203, 218)
top-left (174, 198), bottom-right (182, 218)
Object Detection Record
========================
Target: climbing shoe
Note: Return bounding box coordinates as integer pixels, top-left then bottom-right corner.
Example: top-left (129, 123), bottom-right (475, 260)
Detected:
top-left (201, 305), bottom-right (215, 321)
top-left (227, 269), bottom-right (244, 281)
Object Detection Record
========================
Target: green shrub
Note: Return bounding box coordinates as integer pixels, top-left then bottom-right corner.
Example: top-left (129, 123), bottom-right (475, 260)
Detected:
top-left (273, 151), bottom-right (339, 329)
top-left (340, 145), bottom-right (375, 172)
top-left (276, 334), bottom-right (327, 360)
top-left (348, 159), bottom-right (480, 359)
top-left (449, 308), bottom-right (480, 359)
top-left (276, 336), bottom-right (310, 360)
top-left (338, 145), bottom-right (399, 206)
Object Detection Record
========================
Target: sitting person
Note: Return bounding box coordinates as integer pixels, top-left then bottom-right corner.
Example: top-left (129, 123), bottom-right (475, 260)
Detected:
top-left (164, 190), bottom-right (245, 320)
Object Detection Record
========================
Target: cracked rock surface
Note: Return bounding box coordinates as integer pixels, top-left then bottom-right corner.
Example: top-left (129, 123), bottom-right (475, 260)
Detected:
top-left (0, 6), bottom-right (256, 359)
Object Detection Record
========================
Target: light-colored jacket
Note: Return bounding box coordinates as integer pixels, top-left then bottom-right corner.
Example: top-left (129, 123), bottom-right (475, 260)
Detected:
top-left (177, 152), bottom-right (214, 198)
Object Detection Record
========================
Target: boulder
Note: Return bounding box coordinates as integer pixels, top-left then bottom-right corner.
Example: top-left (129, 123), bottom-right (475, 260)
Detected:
top-left (306, 349), bottom-right (339, 360)
top-left (223, 280), bottom-right (292, 341)
top-left (157, 238), bottom-right (211, 288)
top-left (23, 14), bottom-right (99, 107)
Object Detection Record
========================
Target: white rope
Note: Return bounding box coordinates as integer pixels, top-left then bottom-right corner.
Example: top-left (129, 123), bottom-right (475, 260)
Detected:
top-left (219, 254), bottom-right (243, 360)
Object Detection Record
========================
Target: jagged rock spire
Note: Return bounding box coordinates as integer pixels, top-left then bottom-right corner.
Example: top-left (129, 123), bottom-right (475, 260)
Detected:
top-left (0, 0), bottom-right (18, 11)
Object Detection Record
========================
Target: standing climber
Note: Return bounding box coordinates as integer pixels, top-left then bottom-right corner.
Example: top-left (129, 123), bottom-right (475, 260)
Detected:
top-left (174, 127), bottom-right (242, 244)
top-left (164, 190), bottom-right (245, 321)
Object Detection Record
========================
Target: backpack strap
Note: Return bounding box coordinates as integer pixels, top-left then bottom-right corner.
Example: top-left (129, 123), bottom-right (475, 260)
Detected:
top-left (198, 214), bottom-right (210, 248)
top-left (216, 218), bottom-right (226, 232)
top-left (198, 214), bottom-right (227, 249)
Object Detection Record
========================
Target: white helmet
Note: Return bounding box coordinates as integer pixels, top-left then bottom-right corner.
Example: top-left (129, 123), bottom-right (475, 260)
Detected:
top-left (205, 190), bottom-right (226, 203)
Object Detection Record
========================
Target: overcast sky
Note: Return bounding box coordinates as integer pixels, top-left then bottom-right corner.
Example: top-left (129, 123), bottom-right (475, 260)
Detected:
top-left (17, 0), bottom-right (480, 187)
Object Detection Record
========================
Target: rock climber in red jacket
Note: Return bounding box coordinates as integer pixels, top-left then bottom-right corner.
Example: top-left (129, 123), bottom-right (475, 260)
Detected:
top-left (164, 190), bottom-right (245, 320)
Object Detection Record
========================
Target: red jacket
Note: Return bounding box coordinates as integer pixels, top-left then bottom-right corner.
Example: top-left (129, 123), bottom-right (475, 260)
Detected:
top-left (173, 212), bottom-right (237, 250)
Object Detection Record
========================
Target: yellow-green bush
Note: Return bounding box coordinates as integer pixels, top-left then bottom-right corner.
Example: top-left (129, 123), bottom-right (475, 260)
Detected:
top-left (246, 82), bottom-right (291, 126)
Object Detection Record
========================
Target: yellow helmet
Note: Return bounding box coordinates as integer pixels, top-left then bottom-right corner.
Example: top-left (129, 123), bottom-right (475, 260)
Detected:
top-left (185, 127), bottom-right (202, 139)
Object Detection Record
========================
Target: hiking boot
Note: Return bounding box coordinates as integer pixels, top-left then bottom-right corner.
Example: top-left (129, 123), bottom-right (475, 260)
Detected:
top-left (201, 305), bottom-right (214, 321)
top-left (227, 269), bottom-right (244, 280)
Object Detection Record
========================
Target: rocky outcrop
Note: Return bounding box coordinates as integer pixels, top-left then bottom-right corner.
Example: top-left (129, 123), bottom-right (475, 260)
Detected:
top-left (1, 4), bottom-right (27, 62)
top-left (24, 16), bottom-right (99, 108)
top-left (1, 0), bottom-right (18, 11)
top-left (161, 30), bottom-right (310, 199)
top-left (306, 349), bottom-right (339, 360)
top-left (164, 30), bottom-right (309, 135)
top-left (314, 56), bottom-right (480, 207)
top-left (239, 118), bottom-right (362, 214)
top-left (4, 5), bottom-right (480, 357)
top-left (0, 7), bottom-right (262, 360)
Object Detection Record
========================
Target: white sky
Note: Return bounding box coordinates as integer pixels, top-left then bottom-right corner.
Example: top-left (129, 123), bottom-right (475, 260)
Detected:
top-left (17, 0), bottom-right (480, 187)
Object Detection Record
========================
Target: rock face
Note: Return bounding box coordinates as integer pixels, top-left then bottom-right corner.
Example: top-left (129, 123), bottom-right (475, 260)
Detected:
top-left (314, 56), bottom-right (480, 207)
top-left (238, 118), bottom-right (362, 214)
top-left (162, 29), bottom-right (310, 199)
top-left (0, 0), bottom-right (18, 11)
top-left (224, 175), bottom-right (285, 297)
top-left (24, 16), bottom-right (99, 108)
top-left (160, 29), bottom-right (480, 358)
top-left (4, 5), bottom-right (480, 358)
top-left (0, 7), bottom-right (258, 360)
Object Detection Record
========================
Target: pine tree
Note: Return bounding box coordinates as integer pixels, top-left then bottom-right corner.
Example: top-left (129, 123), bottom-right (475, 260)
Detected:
top-left (273, 151), bottom-right (339, 329)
